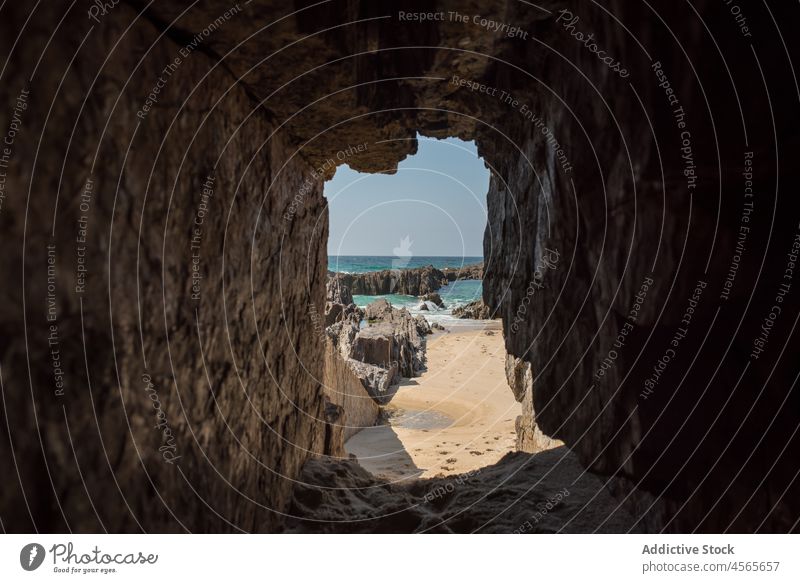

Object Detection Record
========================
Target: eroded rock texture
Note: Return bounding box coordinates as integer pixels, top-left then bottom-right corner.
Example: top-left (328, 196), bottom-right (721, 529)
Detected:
top-left (1, 2), bottom-right (329, 533)
top-left (442, 262), bottom-right (483, 282)
top-left (452, 299), bottom-right (492, 319)
top-left (322, 338), bottom-right (380, 454)
top-left (505, 355), bottom-right (563, 453)
top-left (331, 265), bottom-right (448, 296)
top-left (1, 0), bottom-right (798, 532)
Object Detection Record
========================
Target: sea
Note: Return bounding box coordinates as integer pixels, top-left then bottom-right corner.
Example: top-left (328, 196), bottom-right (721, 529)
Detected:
top-left (328, 255), bottom-right (484, 325)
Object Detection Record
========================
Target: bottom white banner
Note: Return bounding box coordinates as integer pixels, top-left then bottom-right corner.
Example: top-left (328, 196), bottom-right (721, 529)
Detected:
top-left (0, 534), bottom-right (797, 582)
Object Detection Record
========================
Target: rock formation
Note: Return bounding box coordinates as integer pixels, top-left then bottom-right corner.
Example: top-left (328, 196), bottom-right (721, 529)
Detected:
top-left (331, 265), bottom-right (448, 296)
top-left (326, 275), bottom-right (354, 306)
top-left (326, 299), bottom-right (427, 411)
top-left (322, 311), bottom-right (381, 453)
top-left (420, 292), bottom-right (445, 308)
top-left (357, 299), bottom-right (428, 380)
top-left (442, 262), bottom-right (483, 282)
top-left (452, 299), bottom-right (492, 320)
top-left (506, 355), bottom-right (563, 453)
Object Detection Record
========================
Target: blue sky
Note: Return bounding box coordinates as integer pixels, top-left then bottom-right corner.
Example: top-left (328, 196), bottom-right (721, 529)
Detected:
top-left (325, 136), bottom-right (489, 257)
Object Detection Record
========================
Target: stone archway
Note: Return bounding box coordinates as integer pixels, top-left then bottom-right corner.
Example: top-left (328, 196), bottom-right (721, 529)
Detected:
top-left (1, 0), bottom-right (798, 533)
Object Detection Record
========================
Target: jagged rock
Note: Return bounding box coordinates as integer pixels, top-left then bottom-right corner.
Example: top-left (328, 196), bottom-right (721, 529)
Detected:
top-left (441, 262), bottom-right (483, 282)
top-left (327, 313), bottom-right (397, 406)
top-left (326, 274), bottom-right (353, 305)
top-left (415, 315), bottom-right (432, 335)
top-left (356, 325), bottom-right (398, 369)
top-left (331, 265), bottom-right (447, 296)
top-left (327, 299), bottom-right (427, 410)
top-left (421, 292), bottom-right (445, 308)
top-left (356, 309), bottom-right (427, 377)
top-left (345, 359), bottom-right (399, 405)
top-left (452, 299), bottom-right (492, 319)
top-left (324, 303), bottom-right (344, 326)
top-left (364, 298), bottom-right (393, 321)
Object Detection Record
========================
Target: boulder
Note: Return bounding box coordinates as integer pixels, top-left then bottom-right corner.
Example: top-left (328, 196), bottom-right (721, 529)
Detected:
top-left (327, 299), bottom-right (427, 409)
top-left (421, 292), bottom-right (445, 308)
top-left (415, 315), bottom-right (432, 335)
top-left (452, 299), bottom-right (491, 320)
top-left (346, 359), bottom-right (399, 405)
top-left (441, 262), bottom-right (483, 282)
top-left (364, 298), bottom-right (394, 321)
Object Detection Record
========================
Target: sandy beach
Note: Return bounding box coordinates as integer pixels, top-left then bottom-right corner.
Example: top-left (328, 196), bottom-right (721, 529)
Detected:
top-left (345, 322), bottom-right (521, 481)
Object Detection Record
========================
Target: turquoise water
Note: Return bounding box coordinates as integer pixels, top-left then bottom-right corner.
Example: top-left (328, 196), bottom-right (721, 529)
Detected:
top-left (328, 255), bottom-right (483, 273)
top-left (353, 279), bottom-right (483, 324)
top-left (329, 255), bottom-right (484, 323)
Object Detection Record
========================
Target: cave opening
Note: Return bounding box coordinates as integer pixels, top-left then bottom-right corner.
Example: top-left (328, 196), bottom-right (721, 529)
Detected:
top-left (320, 135), bottom-right (523, 482)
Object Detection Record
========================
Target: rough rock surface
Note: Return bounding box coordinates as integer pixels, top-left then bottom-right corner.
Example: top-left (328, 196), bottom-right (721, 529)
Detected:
top-left (285, 447), bottom-right (642, 533)
top-left (357, 300), bottom-right (428, 379)
top-left (453, 299), bottom-right (492, 320)
top-left (326, 299), bottom-right (427, 406)
top-left (363, 298), bottom-right (394, 322)
top-left (442, 262), bottom-right (484, 282)
top-left (332, 266), bottom-right (447, 296)
top-left (415, 315), bottom-right (432, 335)
top-left (420, 292), bottom-right (445, 308)
top-left (506, 355), bottom-right (564, 453)
top-left (326, 275), bottom-right (354, 306)
top-left (322, 340), bottom-right (381, 451)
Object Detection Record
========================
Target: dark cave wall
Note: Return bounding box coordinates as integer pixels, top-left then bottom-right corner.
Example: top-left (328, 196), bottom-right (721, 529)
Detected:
top-left (1, 0), bottom-right (798, 533)
top-left (479, 2), bottom-right (800, 531)
top-left (0, 3), bottom-right (329, 532)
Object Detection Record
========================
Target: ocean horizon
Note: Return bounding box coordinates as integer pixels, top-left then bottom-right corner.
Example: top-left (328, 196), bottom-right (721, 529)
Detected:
top-left (328, 255), bottom-right (483, 274)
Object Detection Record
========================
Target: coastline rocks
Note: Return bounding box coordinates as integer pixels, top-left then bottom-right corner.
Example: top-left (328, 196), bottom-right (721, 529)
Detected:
top-left (356, 300), bottom-right (428, 378)
top-left (441, 262), bottom-right (483, 282)
top-left (420, 292), bottom-right (445, 308)
top-left (322, 340), bottom-right (382, 454)
top-left (325, 277), bottom-right (361, 326)
top-left (330, 265), bottom-right (447, 296)
top-left (326, 274), bottom-right (353, 305)
top-left (344, 359), bottom-right (399, 405)
top-left (452, 299), bottom-right (491, 319)
top-left (415, 315), bottom-right (432, 335)
top-left (364, 298), bottom-right (393, 321)
top-left (327, 299), bottom-right (427, 407)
